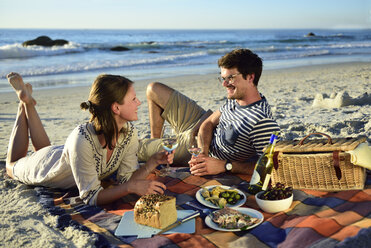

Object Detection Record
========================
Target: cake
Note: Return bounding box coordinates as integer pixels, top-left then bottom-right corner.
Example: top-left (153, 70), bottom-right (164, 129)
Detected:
top-left (134, 194), bottom-right (177, 229)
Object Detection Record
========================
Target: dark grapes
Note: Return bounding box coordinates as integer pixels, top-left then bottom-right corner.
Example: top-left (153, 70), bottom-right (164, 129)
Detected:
top-left (258, 183), bottom-right (293, 200)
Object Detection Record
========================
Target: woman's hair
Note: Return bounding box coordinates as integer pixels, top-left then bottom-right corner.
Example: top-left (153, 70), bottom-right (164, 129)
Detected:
top-left (218, 48), bottom-right (263, 86)
top-left (80, 74), bottom-right (133, 149)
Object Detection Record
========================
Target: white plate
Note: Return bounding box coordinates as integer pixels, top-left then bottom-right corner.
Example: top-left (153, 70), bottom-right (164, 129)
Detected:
top-left (205, 207), bottom-right (264, 232)
top-left (195, 185), bottom-right (246, 209)
top-left (115, 210), bottom-right (197, 238)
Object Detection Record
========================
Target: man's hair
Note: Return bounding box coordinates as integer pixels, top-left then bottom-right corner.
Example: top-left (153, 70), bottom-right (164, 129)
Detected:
top-left (218, 48), bottom-right (263, 86)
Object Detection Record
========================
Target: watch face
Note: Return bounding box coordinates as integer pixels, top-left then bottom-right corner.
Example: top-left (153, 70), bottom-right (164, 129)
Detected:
top-left (226, 163), bottom-right (232, 170)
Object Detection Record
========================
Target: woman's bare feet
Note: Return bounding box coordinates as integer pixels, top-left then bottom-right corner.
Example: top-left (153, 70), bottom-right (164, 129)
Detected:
top-left (25, 83), bottom-right (36, 105)
top-left (7, 72), bottom-right (36, 105)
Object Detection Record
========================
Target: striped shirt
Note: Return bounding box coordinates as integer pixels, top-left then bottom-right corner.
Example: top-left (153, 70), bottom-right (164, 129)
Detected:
top-left (209, 95), bottom-right (280, 162)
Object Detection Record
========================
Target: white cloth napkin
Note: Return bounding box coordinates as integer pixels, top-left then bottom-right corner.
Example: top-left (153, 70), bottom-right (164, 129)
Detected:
top-left (346, 143), bottom-right (371, 170)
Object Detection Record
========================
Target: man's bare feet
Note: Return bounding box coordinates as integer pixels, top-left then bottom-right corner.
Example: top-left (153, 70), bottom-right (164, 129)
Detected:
top-left (7, 72), bottom-right (36, 105)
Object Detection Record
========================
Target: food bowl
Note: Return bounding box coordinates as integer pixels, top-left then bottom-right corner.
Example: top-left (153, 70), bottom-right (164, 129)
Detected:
top-left (255, 191), bottom-right (293, 213)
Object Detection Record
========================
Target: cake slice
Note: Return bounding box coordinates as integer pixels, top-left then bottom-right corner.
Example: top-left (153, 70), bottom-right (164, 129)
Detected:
top-left (134, 194), bottom-right (177, 229)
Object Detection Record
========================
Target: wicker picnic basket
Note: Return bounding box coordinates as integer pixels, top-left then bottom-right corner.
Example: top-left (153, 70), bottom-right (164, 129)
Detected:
top-left (271, 133), bottom-right (367, 191)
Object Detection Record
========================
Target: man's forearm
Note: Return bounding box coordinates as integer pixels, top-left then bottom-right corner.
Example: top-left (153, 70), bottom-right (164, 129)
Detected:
top-left (230, 160), bottom-right (257, 174)
top-left (197, 111), bottom-right (221, 155)
top-left (197, 123), bottom-right (213, 155)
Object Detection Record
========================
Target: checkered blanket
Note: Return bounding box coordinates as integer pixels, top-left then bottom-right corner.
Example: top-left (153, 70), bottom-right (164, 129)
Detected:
top-left (35, 168), bottom-right (371, 248)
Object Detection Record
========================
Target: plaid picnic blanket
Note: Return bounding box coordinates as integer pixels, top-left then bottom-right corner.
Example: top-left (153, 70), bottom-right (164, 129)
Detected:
top-left (35, 168), bottom-right (371, 248)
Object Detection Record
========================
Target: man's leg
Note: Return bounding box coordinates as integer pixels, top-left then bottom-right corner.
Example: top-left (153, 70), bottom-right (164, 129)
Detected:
top-left (141, 82), bottom-right (210, 165)
top-left (146, 82), bottom-right (174, 138)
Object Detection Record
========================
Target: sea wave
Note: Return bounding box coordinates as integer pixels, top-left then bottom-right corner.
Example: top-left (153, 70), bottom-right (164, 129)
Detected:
top-left (296, 42), bottom-right (371, 49)
top-left (297, 50), bottom-right (331, 57)
top-left (328, 42), bottom-right (371, 49)
top-left (0, 51), bottom-right (208, 78)
top-left (123, 40), bottom-right (236, 50)
top-left (0, 39), bottom-right (235, 59)
top-left (265, 34), bottom-right (356, 44)
top-left (0, 42), bottom-right (85, 59)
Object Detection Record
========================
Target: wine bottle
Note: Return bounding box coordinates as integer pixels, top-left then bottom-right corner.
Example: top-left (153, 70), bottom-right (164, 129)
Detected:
top-left (247, 132), bottom-right (279, 195)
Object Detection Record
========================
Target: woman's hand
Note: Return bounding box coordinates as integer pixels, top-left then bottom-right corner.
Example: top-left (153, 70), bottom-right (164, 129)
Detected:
top-left (150, 150), bottom-right (174, 166)
top-left (127, 179), bottom-right (166, 195)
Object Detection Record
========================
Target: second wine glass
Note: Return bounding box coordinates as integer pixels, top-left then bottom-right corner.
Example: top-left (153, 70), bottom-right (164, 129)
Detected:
top-left (188, 146), bottom-right (202, 157)
top-left (187, 136), bottom-right (202, 157)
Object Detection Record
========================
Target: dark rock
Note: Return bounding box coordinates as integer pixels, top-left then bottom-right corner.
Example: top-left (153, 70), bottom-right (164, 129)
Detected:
top-left (53, 39), bottom-right (69, 46)
top-left (110, 46), bottom-right (130, 51)
top-left (22, 36), bottom-right (69, 47)
top-left (306, 32), bottom-right (316, 37)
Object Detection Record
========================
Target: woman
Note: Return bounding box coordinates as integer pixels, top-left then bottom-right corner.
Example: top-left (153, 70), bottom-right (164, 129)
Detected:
top-left (5, 72), bottom-right (170, 206)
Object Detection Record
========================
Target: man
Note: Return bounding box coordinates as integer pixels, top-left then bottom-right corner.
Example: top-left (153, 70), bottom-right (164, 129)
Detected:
top-left (138, 49), bottom-right (280, 176)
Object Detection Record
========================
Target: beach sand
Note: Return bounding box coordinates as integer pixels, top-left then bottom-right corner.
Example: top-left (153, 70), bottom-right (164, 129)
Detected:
top-left (0, 62), bottom-right (370, 247)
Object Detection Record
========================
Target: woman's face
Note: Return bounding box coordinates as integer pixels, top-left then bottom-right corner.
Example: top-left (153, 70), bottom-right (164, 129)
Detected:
top-left (116, 84), bottom-right (141, 122)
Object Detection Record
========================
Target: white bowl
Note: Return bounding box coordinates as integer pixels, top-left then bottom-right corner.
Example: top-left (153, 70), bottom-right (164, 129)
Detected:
top-left (255, 191), bottom-right (293, 213)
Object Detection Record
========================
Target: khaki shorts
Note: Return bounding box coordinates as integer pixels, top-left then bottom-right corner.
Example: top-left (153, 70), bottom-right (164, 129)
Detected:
top-left (138, 90), bottom-right (210, 166)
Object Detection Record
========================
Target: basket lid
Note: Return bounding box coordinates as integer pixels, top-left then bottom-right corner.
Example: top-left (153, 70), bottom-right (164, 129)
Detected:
top-left (274, 133), bottom-right (367, 153)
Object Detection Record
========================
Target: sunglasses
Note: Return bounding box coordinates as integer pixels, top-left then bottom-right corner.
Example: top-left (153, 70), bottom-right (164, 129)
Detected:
top-left (217, 73), bottom-right (241, 84)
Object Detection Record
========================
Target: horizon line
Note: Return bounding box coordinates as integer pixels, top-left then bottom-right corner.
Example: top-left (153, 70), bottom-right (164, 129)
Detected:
top-left (0, 27), bottom-right (370, 31)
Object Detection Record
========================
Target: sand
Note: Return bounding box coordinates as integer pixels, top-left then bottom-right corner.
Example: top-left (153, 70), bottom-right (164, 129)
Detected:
top-left (0, 62), bottom-right (370, 247)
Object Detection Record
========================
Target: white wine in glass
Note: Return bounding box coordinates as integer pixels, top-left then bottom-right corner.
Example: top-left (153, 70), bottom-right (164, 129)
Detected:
top-left (187, 136), bottom-right (202, 157)
top-left (162, 138), bottom-right (178, 153)
top-left (158, 124), bottom-right (178, 176)
top-left (188, 146), bottom-right (202, 157)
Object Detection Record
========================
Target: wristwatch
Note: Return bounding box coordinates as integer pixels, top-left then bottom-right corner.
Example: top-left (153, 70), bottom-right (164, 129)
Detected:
top-left (225, 162), bottom-right (233, 171)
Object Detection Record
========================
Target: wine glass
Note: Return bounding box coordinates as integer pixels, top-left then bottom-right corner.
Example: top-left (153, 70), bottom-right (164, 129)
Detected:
top-left (158, 124), bottom-right (178, 176)
top-left (187, 135), bottom-right (202, 157)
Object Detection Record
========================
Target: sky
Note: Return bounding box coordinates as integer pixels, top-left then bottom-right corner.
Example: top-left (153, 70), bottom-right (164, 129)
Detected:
top-left (0, 0), bottom-right (370, 29)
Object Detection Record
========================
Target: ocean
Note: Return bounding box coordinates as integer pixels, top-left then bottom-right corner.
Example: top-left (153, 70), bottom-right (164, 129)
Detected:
top-left (0, 29), bottom-right (370, 92)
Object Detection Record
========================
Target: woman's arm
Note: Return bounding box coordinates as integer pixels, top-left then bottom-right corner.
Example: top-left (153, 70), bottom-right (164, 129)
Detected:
top-left (96, 151), bottom-right (172, 205)
top-left (96, 178), bottom-right (165, 205)
top-left (66, 125), bottom-right (105, 205)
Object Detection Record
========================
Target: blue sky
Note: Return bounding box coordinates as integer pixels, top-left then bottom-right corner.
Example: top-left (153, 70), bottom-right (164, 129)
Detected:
top-left (0, 0), bottom-right (370, 29)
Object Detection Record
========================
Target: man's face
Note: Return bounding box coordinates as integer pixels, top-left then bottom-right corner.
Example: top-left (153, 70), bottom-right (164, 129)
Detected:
top-left (220, 67), bottom-right (253, 101)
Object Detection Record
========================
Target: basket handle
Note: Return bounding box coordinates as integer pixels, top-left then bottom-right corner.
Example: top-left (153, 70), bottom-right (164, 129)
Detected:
top-left (298, 132), bottom-right (333, 146)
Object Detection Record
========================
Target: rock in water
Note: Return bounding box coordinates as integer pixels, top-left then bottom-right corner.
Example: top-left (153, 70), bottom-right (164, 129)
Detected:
top-left (110, 46), bottom-right (130, 51)
top-left (305, 32), bottom-right (316, 37)
top-left (22, 36), bottom-right (69, 47)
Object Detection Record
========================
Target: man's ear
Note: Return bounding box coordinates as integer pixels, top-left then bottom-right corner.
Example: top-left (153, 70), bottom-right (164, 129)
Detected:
top-left (248, 73), bottom-right (255, 83)
top-left (111, 102), bottom-right (120, 115)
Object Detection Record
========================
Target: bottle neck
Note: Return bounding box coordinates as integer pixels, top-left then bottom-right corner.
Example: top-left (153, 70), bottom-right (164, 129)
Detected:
top-left (267, 135), bottom-right (278, 155)
top-left (269, 133), bottom-right (278, 143)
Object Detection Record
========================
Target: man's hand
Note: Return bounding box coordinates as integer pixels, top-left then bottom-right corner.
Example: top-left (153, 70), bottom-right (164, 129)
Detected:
top-left (188, 154), bottom-right (226, 176)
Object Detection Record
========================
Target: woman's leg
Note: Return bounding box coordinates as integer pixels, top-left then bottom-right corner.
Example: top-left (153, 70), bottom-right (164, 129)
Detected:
top-left (22, 83), bottom-right (51, 151)
top-left (6, 73), bottom-right (51, 177)
top-left (6, 102), bottom-right (29, 178)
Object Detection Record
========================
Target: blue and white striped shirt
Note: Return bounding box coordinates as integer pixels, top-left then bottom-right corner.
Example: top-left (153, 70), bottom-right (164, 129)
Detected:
top-left (209, 95), bottom-right (280, 162)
